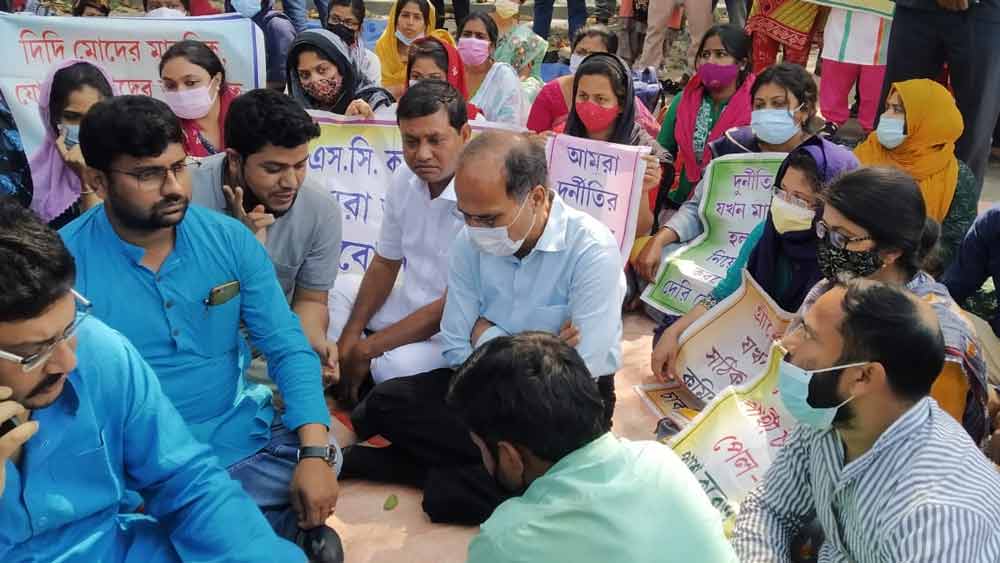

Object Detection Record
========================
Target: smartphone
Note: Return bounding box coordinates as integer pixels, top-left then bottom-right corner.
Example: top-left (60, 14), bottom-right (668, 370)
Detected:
top-left (0, 415), bottom-right (21, 438)
top-left (205, 281), bottom-right (240, 306)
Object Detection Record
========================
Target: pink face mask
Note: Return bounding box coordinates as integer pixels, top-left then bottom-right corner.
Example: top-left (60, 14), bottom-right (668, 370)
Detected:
top-left (163, 77), bottom-right (219, 120)
top-left (698, 63), bottom-right (740, 90)
top-left (457, 36), bottom-right (491, 66)
top-left (575, 100), bottom-right (619, 133)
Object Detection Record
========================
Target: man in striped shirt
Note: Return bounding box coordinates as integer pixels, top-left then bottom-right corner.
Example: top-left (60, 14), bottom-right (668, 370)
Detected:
top-left (732, 279), bottom-right (1000, 562)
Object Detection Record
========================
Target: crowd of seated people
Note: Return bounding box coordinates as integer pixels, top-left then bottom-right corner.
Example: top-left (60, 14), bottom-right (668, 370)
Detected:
top-left (3, 2), bottom-right (1000, 562)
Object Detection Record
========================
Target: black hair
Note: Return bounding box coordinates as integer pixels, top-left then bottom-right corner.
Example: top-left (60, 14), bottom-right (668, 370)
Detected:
top-left (159, 40), bottom-right (227, 87)
top-left (0, 197), bottom-right (76, 323)
top-left (571, 24), bottom-right (617, 55)
top-left (142, 0), bottom-right (190, 11)
top-left (328, 0), bottom-right (366, 24)
top-left (696, 23), bottom-right (752, 86)
top-left (458, 12), bottom-right (499, 46)
top-left (574, 54), bottom-right (629, 108)
top-left (394, 0), bottom-right (430, 28)
top-left (407, 38), bottom-right (450, 79)
top-left (48, 62), bottom-right (113, 134)
top-left (80, 95), bottom-right (184, 173)
top-left (837, 279), bottom-right (945, 402)
top-left (781, 149), bottom-right (821, 193)
top-left (821, 167), bottom-right (937, 279)
top-left (225, 89), bottom-right (321, 158)
top-left (751, 62), bottom-right (818, 121)
top-left (446, 332), bottom-right (607, 462)
top-left (461, 131), bottom-right (548, 199)
top-left (397, 79), bottom-right (467, 132)
top-left (73, 0), bottom-right (109, 16)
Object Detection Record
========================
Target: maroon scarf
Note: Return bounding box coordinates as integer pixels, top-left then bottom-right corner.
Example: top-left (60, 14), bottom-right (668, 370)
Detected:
top-left (674, 72), bottom-right (755, 185)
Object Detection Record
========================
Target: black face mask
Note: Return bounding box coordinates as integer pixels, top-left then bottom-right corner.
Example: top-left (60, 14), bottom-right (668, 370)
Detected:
top-left (330, 23), bottom-right (357, 46)
top-left (816, 238), bottom-right (883, 281)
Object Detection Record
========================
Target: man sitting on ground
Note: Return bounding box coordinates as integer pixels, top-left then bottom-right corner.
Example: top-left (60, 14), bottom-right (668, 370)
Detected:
top-left (191, 88), bottom-right (342, 387)
top-left (345, 131), bottom-right (625, 525)
top-left (0, 198), bottom-right (305, 562)
top-left (732, 279), bottom-right (1000, 562)
top-left (59, 96), bottom-right (342, 561)
top-left (449, 332), bottom-right (738, 562)
top-left (333, 80), bottom-right (470, 403)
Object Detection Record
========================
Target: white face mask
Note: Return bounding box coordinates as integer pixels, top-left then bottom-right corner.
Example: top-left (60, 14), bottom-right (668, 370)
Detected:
top-left (569, 53), bottom-right (585, 74)
top-left (466, 195), bottom-right (535, 256)
top-left (147, 6), bottom-right (186, 17)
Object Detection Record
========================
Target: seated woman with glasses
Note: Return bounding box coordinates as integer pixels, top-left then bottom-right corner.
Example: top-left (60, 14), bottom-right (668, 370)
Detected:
top-left (326, 0), bottom-right (382, 86)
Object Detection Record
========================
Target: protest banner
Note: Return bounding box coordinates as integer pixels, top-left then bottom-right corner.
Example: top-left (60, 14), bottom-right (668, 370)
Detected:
top-left (1, 12), bottom-right (265, 157)
top-left (545, 133), bottom-right (648, 264)
top-left (642, 153), bottom-right (785, 315)
top-left (305, 114), bottom-right (648, 279)
top-left (801, 0), bottom-right (894, 18)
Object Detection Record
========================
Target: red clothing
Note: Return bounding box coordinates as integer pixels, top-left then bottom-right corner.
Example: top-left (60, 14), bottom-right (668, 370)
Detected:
top-left (180, 85), bottom-right (239, 157)
top-left (528, 78), bottom-right (661, 137)
top-left (188, 0), bottom-right (220, 15)
top-left (405, 36), bottom-right (482, 119)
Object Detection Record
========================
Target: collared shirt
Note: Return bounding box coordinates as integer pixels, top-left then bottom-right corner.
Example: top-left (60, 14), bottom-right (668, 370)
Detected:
top-left (0, 316), bottom-right (304, 563)
top-left (191, 153), bottom-right (343, 301)
top-left (468, 433), bottom-right (738, 563)
top-left (732, 398), bottom-right (1000, 562)
top-left (60, 205), bottom-right (328, 467)
top-left (441, 192), bottom-right (624, 377)
top-left (370, 164), bottom-right (463, 328)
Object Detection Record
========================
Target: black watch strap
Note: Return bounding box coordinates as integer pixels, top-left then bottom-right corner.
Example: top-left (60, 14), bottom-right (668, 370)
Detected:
top-left (297, 445), bottom-right (335, 465)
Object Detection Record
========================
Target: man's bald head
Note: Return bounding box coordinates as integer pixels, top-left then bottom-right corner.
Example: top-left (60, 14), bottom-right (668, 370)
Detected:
top-left (458, 131), bottom-right (548, 202)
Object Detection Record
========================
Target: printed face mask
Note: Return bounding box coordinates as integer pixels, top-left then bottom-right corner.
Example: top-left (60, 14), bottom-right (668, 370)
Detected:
top-left (816, 237), bottom-right (883, 281)
top-left (302, 76), bottom-right (343, 106)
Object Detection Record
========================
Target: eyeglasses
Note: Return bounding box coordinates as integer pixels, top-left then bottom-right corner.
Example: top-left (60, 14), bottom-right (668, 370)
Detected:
top-left (0, 289), bottom-right (91, 373)
top-left (328, 15), bottom-right (360, 30)
top-left (815, 220), bottom-right (872, 250)
top-left (773, 188), bottom-right (812, 210)
top-left (109, 158), bottom-right (200, 193)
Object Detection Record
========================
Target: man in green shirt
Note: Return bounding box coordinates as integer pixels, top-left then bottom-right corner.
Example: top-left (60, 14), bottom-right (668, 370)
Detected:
top-left (447, 332), bottom-right (738, 563)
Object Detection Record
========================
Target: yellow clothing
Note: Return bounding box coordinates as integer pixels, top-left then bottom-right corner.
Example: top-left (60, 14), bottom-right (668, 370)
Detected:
top-left (854, 79), bottom-right (962, 223)
top-left (375, 1), bottom-right (455, 89)
top-left (931, 361), bottom-right (970, 425)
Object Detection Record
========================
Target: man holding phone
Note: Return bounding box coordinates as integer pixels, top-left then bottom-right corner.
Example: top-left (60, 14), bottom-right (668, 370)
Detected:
top-left (0, 198), bottom-right (306, 562)
top-left (58, 96), bottom-right (343, 562)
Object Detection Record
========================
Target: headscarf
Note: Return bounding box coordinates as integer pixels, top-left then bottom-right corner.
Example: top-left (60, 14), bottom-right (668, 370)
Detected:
top-left (674, 70), bottom-right (755, 185)
top-left (375, 0), bottom-right (455, 89)
top-left (287, 29), bottom-right (394, 115)
top-left (748, 136), bottom-right (860, 311)
top-left (180, 84), bottom-right (239, 157)
top-left (405, 35), bottom-right (481, 119)
top-left (29, 59), bottom-right (115, 223)
top-left (854, 79), bottom-right (962, 223)
top-left (72, 0), bottom-right (110, 15)
top-left (494, 24), bottom-right (547, 85)
top-left (565, 53), bottom-right (637, 145)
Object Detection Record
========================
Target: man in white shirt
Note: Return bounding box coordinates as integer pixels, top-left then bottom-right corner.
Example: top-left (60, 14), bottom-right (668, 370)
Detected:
top-left (333, 80), bottom-right (469, 404)
top-left (326, 0), bottom-right (382, 86)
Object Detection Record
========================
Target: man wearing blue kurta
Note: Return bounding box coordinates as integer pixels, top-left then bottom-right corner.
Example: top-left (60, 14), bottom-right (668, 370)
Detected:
top-left (59, 96), bottom-right (342, 560)
top-left (0, 198), bottom-right (304, 562)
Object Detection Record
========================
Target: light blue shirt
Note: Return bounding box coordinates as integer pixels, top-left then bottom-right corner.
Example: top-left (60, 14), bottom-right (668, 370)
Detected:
top-left (441, 192), bottom-right (624, 377)
top-left (0, 316), bottom-right (304, 563)
top-left (60, 205), bottom-right (329, 467)
top-left (468, 433), bottom-right (738, 562)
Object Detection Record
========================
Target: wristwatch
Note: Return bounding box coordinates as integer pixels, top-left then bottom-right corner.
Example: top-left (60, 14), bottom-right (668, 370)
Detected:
top-left (297, 445), bottom-right (337, 466)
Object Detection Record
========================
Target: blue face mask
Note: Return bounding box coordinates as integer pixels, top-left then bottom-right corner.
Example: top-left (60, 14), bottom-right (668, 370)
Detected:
top-left (778, 356), bottom-right (865, 430)
top-left (60, 123), bottom-right (80, 150)
top-left (876, 116), bottom-right (907, 150)
top-left (751, 107), bottom-right (802, 146)
top-left (231, 0), bottom-right (261, 18)
top-left (395, 29), bottom-right (422, 46)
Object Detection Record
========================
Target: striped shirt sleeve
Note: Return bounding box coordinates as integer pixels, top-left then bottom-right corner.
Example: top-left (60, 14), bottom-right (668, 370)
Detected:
top-left (731, 427), bottom-right (817, 563)
top-left (884, 503), bottom-right (1000, 563)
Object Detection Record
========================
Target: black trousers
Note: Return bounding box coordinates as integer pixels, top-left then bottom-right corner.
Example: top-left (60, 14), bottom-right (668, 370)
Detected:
top-left (428, 0), bottom-right (469, 28)
top-left (346, 368), bottom-right (617, 525)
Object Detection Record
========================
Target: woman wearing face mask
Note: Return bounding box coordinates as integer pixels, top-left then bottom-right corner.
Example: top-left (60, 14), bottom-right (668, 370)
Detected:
top-left (635, 63), bottom-right (819, 284)
top-left (226, 0), bottom-right (296, 91)
top-left (159, 40), bottom-right (238, 157)
top-left (854, 79), bottom-right (976, 272)
top-left (404, 36), bottom-right (482, 119)
top-left (527, 25), bottom-right (659, 137)
top-left (491, 0), bottom-right (548, 104)
top-left (29, 59), bottom-right (114, 229)
top-left (456, 13), bottom-right (525, 126)
top-left (564, 53), bottom-right (671, 243)
top-left (375, 0), bottom-right (454, 99)
top-left (287, 29), bottom-right (395, 118)
top-left (651, 138), bottom-right (859, 383)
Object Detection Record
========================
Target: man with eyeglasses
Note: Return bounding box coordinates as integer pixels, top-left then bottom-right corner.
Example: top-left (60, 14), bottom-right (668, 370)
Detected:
top-left (0, 198), bottom-right (306, 562)
top-left (325, 0), bottom-right (381, 86)
top-left (58, 96), bottom-right (344, 563)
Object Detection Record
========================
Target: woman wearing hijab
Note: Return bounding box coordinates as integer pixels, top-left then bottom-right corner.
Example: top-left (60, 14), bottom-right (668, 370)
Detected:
top-left (563, 52), bottom-right (671, 242)
top-left (375, 0), bottom-right (454, 99)
top-left (287, 29), bottom-right (394, 117)
top-left (854, 78), bottom-right (976, 270)
top-left (29, 59), bottom-right (114, 228)
top-left (491, 0), bottom-right (548, 104)
top-left (405, 36), bottom-right (482, 119)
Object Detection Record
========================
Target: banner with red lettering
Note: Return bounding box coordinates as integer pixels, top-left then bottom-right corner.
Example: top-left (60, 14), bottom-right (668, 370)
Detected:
top-left (0, 12), bottom-right (265, 157)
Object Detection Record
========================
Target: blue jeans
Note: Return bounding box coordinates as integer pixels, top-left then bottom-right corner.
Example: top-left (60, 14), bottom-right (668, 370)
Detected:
top-left (282, 0), bottom-right (330, 34)
top-left (532, 0), bottom-right (587, 41)
top-left (227, 422), bottom-right (342, 540)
